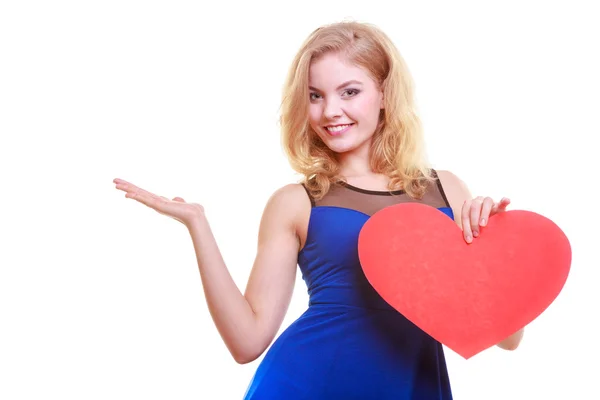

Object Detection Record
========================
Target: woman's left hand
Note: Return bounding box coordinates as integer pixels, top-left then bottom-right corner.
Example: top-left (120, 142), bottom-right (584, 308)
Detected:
top-left (461, 196), bottom-right (511, 243)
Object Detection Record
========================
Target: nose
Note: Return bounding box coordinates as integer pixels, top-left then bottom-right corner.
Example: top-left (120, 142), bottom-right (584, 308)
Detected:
top-left (323, 97), bottom-right (342, 120)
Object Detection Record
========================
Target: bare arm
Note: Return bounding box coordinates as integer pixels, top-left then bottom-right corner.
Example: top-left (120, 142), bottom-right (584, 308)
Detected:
top-left (114, 178), bottom-right (307, 364)
top-left (436, 170), bottom-right (524, 351)
top-left (187, 184), bottom-right (306, 363)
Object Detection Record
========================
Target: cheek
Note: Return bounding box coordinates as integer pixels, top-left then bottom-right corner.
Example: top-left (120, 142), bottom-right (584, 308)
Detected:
top-left (348, 97), bottom-right (379, 124)
top-left (308, 104), bottom-right (322, 127)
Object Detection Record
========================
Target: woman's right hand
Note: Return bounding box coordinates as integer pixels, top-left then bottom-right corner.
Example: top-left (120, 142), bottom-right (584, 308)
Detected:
top-left (113, 178), bottom-right (204, 228)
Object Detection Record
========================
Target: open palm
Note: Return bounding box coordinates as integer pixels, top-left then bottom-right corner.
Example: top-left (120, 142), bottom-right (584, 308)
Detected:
top-left (113, 178), bottom-right (203, 227)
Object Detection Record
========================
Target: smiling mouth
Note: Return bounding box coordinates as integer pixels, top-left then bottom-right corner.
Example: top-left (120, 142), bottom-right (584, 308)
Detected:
top-left (325, 123), bottom-right (354, 135)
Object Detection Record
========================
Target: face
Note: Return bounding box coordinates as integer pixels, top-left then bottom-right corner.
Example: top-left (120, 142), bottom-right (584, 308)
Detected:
top-left (308, 52), bottom-right (384, 155)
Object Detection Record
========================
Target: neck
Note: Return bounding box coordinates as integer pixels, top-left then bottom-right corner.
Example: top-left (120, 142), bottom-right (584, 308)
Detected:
top-left (336, 142), bottom-right (373, 178)
top-left (334, 142), bottom-right (393, 190)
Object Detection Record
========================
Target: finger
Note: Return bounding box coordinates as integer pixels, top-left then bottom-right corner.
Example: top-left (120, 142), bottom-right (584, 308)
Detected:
top-left (498, 197), bottom-right (511, 210)
top-left (121, 185), bottom-right (152, 200)
top-left (114, 180), bottom-right (176, 216)
top-left (126, 188), bottom-right (158, 206)
top-left (121, 184), bottom-right (163, 209)
top-left (479, 197), bottom-right (494, 226)
top-left (159, 196), bottom-right (174, 204)
top-left (492, 197), bottom-right (511, 214)
top-left (173, 197), bottom-right (185, 202)
top-left (461, 200), bottom-right (474, 243)
top-left (113, 178), bottom-right (139, 189)
top-left (114, 180), bottom-right (141, 194)
top-left (115, 181), bottom-right (154, 200)
top-left (140, 194), bottom-right (170, 214)
top-left (470, 196), bottom-right (483, 238)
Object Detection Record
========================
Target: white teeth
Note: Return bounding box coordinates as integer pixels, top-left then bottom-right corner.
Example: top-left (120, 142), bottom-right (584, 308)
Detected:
top-left (326, 124), bottom-right (351, 132)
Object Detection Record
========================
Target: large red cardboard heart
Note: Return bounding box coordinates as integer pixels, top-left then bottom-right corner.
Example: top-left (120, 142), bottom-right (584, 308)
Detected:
top-left (357, 203), bottom-right (571, 359)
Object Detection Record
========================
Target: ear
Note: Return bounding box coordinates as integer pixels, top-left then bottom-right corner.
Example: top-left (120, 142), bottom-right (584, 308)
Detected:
top-left (378, 86), bottom-right (385, 109)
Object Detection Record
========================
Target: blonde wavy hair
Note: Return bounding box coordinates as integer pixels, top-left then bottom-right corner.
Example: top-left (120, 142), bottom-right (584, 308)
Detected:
top-left (280, 21), bottom-right (435, 200)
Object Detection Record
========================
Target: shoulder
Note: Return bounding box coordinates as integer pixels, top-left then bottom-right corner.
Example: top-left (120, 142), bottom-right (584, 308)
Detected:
top-left (259, 183), bottom-right (312, 248)
top-left (434, 169), bottom-right (473, 222)
top-left (435, 170), bottom-right (471, 198)
top-left (267, 183), bottom-right (311, 209)
top-left (262, 183), bottom-right (311, 225)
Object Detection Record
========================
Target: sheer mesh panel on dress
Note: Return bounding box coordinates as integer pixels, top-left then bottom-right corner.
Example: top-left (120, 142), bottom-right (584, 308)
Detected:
top-left (305, 170), bottom-right (451, 217)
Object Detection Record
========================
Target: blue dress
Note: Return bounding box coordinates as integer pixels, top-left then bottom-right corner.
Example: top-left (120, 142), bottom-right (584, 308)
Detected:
top-left (244, 176), bottom-right (454, 399)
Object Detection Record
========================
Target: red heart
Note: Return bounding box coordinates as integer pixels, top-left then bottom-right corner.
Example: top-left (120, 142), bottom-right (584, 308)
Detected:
top-left (357, 203), bottom-right (571, 359)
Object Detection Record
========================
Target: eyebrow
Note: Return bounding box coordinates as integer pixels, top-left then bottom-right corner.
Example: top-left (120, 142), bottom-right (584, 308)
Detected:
top-left (309, 80), bottom-right (363, 92)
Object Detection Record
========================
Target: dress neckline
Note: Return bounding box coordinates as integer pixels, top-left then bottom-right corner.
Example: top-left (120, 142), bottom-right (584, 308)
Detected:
top-left (337, 181), bottom-right (405, 196)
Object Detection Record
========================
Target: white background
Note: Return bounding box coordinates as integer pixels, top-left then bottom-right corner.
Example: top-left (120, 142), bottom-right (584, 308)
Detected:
top-left (1, 1), bottom-right (598, 399)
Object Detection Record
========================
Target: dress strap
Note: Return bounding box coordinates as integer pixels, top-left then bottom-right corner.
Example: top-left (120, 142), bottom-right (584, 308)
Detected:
top-left (431, 169), bottom-right (451, 208)
top-left (301, 183), bottom-right (316, 207)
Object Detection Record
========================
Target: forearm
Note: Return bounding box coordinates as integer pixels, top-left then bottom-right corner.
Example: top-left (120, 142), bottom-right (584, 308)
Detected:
top-left (187, 215), bottom-right (261, 363)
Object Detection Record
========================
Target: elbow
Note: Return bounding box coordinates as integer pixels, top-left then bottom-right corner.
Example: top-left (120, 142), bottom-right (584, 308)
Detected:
top-left (498, 341), bottom-right (520, 351)
top-left (233, 351), bottom-right (258, 365)
top-left (228, 322), bottom-right (273, 364)
top-left (497, 328), bottom-right (524, 351)
top-left (231, 342), bottom-right (266, 365)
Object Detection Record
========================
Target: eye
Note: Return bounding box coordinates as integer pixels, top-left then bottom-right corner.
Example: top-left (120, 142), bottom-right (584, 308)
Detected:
top-left (342, 88), bottom-right (360, 97)
top-left (310, 92), bottom-right (321, 101)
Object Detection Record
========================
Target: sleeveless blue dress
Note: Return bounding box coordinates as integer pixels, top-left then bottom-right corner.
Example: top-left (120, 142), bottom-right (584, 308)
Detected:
top-left (244, 176), bottom-right (454, 399)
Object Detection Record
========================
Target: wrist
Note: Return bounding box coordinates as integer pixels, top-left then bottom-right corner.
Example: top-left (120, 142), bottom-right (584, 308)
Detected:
top-left (186, 209), bottom-right (209, 233)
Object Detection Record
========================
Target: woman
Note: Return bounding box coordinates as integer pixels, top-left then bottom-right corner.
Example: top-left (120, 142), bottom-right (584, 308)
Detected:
top-left (114, 21), bottom-right (523, 399)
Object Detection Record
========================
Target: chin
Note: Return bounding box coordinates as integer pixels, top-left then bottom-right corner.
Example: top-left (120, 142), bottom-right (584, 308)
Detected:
top-left (320, 140), bottom-right (354, 154)
top-left (325, 137), bottom-right (371, 155)
top-left (331, 145), bottom-right (357, 154)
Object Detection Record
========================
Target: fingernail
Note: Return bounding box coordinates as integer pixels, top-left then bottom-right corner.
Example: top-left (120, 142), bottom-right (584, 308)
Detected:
top-left (466, 235), bottom-right (472, 243)
top-left (473, 231), bottom-right (479, 238)
top-left (480, 218), bottom-right (486, 226)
